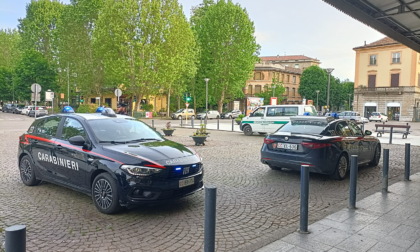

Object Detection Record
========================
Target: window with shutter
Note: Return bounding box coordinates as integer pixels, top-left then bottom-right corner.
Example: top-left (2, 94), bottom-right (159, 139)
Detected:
top-left (391, 73), bottom-right (399, 87)
top-left (368, 75), bottom-right (376, 88)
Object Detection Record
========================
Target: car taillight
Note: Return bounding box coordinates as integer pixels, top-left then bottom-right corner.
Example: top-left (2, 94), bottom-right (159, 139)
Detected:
top-left (263, 138), bottom-right (275, 144)
top-left (301, 142), bottom-right (332, 149)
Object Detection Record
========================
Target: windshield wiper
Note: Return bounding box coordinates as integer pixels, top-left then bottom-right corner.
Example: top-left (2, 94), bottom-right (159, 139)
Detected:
top-left (128, 138), bottom-right (162, 142)
top-left (99, 140), bottom-right (128, 144)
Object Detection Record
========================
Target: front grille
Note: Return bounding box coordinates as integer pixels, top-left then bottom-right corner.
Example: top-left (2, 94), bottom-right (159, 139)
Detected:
top-left (167, 163), bottom-right (202, 178)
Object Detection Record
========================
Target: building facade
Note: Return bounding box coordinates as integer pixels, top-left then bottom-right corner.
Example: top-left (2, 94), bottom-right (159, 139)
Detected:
top-left (244, 63), bottom-right (303, 104)
top-left (353, 37), bottom-right (420, 122)
top-left (259, 55), bottom-right (321, 71)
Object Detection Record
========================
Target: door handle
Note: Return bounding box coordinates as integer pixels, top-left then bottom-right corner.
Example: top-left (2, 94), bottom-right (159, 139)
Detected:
top-left (56, 145), bottom-right (63, 150)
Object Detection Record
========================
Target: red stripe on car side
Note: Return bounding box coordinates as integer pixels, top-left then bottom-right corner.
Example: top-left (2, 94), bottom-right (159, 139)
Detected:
top-left (25, 134), bottom-right (123, 165)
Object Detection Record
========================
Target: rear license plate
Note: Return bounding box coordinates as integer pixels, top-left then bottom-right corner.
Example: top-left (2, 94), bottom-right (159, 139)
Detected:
top-left (277, 143), bottom-right (298, 150)
top-left (179, 177), bottom-right (194, 188)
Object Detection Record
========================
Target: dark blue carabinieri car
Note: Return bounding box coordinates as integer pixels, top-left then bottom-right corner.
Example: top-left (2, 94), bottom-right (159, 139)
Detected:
top-left (18, 110), bottom-right (203, 214)
top-left (260, 116), bottom-right (381, 180)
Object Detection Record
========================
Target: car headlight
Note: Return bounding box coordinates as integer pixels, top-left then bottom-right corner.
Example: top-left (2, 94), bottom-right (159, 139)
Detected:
top-left (121, 165), bottom-right (163, 176)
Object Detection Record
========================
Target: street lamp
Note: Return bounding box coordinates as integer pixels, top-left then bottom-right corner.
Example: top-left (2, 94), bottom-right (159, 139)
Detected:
top-left (272, 84), bottom-right (276, 97)
top-left (204, 78), bottom-right (210, 121)
top-left (325, 68), bottom-right (334, 111)
top-left (348, 93), bottom-right (352, 110)
top-left (316, 90), bottom-right (320, 111)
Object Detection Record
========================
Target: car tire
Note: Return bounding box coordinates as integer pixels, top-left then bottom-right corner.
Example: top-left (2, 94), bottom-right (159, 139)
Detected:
top-left (191, 115), bottom-right (195, 120)
top-left (177, 115), bottom-right (182, 120)
top-left (332, 154), bottom-right (348, 180)
top-left (19, 155), bottom-right (41, 186)
top-left (369, 144), bottom-right (381, 166)
top-left (92, 173), bottom-right (121, 214)
top-left (229, 115), bottom-right (232, 119)
top-left (243, 125), bottom-right (253, 136)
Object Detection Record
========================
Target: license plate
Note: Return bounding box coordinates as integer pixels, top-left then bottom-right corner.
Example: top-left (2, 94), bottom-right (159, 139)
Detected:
top-left (179, 177), bottom-right (194, 188)
top-left (277, 143), bottom-right (298, 150)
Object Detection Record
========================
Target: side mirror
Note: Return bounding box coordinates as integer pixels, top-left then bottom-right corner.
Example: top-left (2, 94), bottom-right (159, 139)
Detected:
top-left (69, 135), bottom-right (87, 146)
top-left (364, 130), bottom-right (372, 135)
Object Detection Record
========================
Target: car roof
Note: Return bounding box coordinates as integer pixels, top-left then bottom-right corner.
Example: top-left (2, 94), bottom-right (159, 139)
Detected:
top-left (39, 113), bottom-right (136, 121)
top-left (291, 116), bottom-right (336, 123)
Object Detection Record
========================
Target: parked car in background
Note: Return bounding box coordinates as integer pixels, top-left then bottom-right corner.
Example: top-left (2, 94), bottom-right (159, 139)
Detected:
top-left (21, 106), bottom-right (34, 115)
top-left (12, 104), bottom-right (25, 114)
top-left (260, 116), bottom-right (381, 180)
top-left (369, 112), bottom-right (388, 122)
top-left (360, 117), bottom-right (369, 124)
top-left (28, 106), bottom-right (48, 117)
top-left (221, 109), bottom-right (242, 119)
top-left (196, 110), bottom-right (220, 120)
top-left (2, 104), bottom-right (15, 113)
top-left (338, 111), bottom-right (362, 123)
top-left (171, 108), bottom-right (195, 120)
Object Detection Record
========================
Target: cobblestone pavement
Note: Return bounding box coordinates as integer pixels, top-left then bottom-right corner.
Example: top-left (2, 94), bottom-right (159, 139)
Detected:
top-left (1, 114), bottom-right (419, 252)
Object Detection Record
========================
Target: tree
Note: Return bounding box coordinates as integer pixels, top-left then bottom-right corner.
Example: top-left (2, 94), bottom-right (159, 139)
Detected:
top-left (56, 0), bottom-right (104, 99)
top-left (18, 0), bottom-right (65, 65)
top-left (94, 0), bottom-right (197, 112)
top-left (0, 29), bottom-right (21, 70)
top-left (191, 0), bottom-right (260, 112)
top-left (0, 29), bottom-right (21, 102)
top-left (299, 66), bottom-right (329, 110)
top-left (0, 67), bottom-right (13, 102)
top-left (14, 50), bottom-right (57, 102)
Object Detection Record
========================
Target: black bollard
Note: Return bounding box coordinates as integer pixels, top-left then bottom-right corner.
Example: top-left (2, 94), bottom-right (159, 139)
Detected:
top-left (217, 119), bottom-right (219, 130)
top-left (5, 225), bottom-right (26, 252)
top-left (180, 117), bottom-right (183, 127)
top-left (389, 127), bottom-right (393, 144)
top-left (152, 119), bottom-right (154, 129)
top-left (299, 165), bottom-right (310, 233)
top-left (349, 155), bottom-right (358, 209)
top-left (382, 149), bottom-right (389, 193)
top-left (405, 143), bottom-right (411, 181)
top-left (204, 186), bottom-right (217, 252)
top-left (231, 119), bottom-right (234, 131)
top-left (191, 117), bottom-right (194, 129)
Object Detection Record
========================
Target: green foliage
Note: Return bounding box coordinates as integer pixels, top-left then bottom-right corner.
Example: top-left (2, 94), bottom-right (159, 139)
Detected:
top-left (235, 113), bottom-right (244, 122)
top-left (299, 66), bottom-right (353, 111)
top-left (94, 0), bottom-right (197, 113)
top-left (193, 124), bottom-right (209, 136)
top-left (0, 67), bottom-right (13, 101)
top-left (254, 78), bottom-right (286, 105)
top-left (76, 104), bottom-right (97, 113)
top-left (142, 103), bottom-right (153, 111)
top-left (0, 29), bottom-right (21, 70)
top-left (18, 0), bottom-right (65, 65)
top-left (192, 0), bottom-right (260, 111)
top-left (13, 49), bottom-right (57, 102)
top-left (56, 0), bottom-right (104, 96)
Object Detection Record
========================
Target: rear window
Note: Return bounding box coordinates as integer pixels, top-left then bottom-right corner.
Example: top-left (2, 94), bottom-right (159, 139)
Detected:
top-left (277, 119), bottom-right (327, 134)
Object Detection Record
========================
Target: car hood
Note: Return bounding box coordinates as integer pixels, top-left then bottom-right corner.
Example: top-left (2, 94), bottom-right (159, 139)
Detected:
top-left (102, 140), bottom-right (200, 166)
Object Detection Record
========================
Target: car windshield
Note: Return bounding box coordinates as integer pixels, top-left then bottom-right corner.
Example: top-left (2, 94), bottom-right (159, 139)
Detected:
top-left (277, 119), bottom-right (327, 135)
top-left (175, 109), bottom-right (184, 113)
top-left (88, 118), bottom-right (164, 143)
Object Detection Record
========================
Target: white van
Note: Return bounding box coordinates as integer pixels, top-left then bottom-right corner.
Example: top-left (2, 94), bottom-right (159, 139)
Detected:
top-left (240, 104), bottom-right (317, 135)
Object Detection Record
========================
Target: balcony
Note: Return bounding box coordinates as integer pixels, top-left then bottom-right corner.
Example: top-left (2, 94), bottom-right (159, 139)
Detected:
top-left (355, 86), bottom-right (419, 95)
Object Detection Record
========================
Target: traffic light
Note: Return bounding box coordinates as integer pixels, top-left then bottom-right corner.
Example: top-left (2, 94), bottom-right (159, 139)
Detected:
top-left (134, 95), bottom-right (137, 102)
top-left (80, 96), bottom-right (84, 103)
top-left (186, 97), bottom-right (192, 102)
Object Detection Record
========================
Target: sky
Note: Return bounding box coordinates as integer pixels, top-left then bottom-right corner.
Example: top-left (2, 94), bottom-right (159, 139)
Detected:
top-left (0, 0), bottom-right (385, 81)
